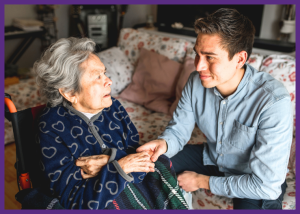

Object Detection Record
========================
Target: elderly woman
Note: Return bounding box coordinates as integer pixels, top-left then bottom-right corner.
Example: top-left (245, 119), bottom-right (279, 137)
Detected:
top-left (34, 37), bottom-right (187, 210)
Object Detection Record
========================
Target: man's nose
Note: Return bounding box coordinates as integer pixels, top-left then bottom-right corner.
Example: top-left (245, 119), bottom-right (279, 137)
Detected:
top-left (195, 56), bottom-right (208, 71)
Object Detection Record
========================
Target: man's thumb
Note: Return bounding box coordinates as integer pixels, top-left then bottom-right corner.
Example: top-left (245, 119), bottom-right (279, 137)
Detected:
top-left (151, 147), bottom-right (163, 162)
top-left (136, 144), bottom-right (149, 153)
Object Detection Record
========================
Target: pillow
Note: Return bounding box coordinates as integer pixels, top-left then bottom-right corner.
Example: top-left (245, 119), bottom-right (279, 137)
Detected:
top-left (118, 28), bottom-right (187, 65)
top-left (246, 53), bottom-right (264, 70)
top-left (119, 48), bottom-right (182, 114)
top-left (96, 46), bottom-right (134, 95)
top-left (185, 41), bottom-right (196, 59)
top-left (260, 54), bottom-right (296, 136)
top-left (169, 57), bottom-right (196, 115)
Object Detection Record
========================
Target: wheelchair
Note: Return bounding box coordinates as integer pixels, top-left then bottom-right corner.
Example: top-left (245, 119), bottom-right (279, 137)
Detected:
top-left (5, 93), bottom-right (64, 209)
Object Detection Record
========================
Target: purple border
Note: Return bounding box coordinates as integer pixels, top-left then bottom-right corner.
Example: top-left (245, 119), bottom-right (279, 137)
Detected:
top-left (1, 0), bottom-right (298, 213)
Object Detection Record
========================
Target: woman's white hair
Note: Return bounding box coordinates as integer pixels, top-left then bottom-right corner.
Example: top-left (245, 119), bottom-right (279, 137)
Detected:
top-left (34, 37), bottom-right (96, 107)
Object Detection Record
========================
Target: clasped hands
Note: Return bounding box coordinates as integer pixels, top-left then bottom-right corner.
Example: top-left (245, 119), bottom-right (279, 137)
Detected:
top-left (75, 150), bottom-right (155, 179)
top-left (136, 139), bottom-right (210, 191)
top-left (75, 139), bottom-right (210, 191)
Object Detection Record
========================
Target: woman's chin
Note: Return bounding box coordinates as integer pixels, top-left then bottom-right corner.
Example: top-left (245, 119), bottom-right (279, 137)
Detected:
top-left (104, 97), bottom-right (113, 108)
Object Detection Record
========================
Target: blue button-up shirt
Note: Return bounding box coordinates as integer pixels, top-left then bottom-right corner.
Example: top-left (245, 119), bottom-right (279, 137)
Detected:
top-left (159, 64), bottom-right (292, 200)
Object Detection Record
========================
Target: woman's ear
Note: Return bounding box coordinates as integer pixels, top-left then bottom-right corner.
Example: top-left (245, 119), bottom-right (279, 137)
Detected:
top-left (237, 51), bottom-right (248, 69)
top-left (59, 88), bottom-right (77, 104)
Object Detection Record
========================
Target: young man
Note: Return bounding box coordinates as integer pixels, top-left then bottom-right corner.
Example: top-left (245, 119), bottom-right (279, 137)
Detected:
top-left (137, 8), bottom-right (292, 209)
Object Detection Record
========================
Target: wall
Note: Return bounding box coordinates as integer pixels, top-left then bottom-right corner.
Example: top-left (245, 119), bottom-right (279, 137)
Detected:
top-left (260, 5), bottom-right (295, 42)
top-left (5, 5), bottom-right (70, 68)
top-left (122, 5), bottom-right (157, 28)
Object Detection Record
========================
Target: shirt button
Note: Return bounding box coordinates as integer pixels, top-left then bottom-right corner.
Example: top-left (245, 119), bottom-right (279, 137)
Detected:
top-left (223, 101), bottom-right (226, 105)
top-left (220, 153), bottom-right (223, 156)
top-left (219, 141), bottom-right (222, 144)
top-left (220, 122), bottom-right (223, 125)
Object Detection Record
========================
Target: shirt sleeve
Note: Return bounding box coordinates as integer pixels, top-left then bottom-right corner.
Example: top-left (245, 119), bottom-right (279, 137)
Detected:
top-left (158, 73), bottom-right (196, 158)
top-left (209, 97), bottom-right (293, 200)
top-left (39, 131), bottom-right (134, 210)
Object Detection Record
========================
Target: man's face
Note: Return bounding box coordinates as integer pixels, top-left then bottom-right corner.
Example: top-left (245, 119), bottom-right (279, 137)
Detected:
top-left (194, 33), bottom-right (240, 90)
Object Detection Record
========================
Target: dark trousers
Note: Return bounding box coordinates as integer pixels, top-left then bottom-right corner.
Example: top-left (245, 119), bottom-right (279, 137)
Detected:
top-left (170, 144), bottom-right (287, 210)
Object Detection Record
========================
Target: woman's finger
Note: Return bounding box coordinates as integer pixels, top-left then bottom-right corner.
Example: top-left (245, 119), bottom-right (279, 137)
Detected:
top-left (75, 159), bottom-right (87, 166)
top-left (80, 169), bottom-right (95, 179)
top-left (81, 166), bottom-right (91, 174)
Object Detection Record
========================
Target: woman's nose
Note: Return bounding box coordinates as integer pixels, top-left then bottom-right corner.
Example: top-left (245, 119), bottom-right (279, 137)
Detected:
top-left (105, 76), bottom-right (112, 87)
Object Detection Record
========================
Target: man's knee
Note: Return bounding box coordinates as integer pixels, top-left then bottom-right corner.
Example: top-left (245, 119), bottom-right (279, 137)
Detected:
top-left (233, 180), bottom-right (287, 210)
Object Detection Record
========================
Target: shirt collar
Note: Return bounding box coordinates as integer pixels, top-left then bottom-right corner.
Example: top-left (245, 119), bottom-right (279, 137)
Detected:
top-left (213, 64), bottom-right (251, 100)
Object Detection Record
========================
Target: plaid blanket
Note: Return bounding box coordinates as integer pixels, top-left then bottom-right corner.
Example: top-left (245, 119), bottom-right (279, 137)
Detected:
top-left (106, 155), bottom-right (188, 209)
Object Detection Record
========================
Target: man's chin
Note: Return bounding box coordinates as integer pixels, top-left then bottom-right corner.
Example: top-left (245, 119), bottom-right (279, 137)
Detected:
top-left (201, 80), bottom-right (215, 89)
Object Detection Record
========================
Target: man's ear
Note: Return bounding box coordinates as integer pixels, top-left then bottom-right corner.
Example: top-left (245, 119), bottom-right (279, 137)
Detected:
top-left (237, 51), bottom-right (248, 69)
top-left (58, 88), bottom-right (77, 104)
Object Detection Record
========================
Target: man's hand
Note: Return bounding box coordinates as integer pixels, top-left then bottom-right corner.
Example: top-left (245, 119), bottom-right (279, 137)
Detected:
top-left (177, 171), bottom-right (210, 192)
top-left (136, 139), bottom-right (168, 162)
top-left (118, 152), bottom-right (155, 174)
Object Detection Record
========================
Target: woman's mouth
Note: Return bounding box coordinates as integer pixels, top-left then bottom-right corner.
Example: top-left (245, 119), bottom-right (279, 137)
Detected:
top-left (103, 93), bottom-right (111, 98)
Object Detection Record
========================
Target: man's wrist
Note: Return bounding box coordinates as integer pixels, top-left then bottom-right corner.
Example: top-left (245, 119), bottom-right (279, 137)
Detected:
top-left (197, 174), bottom-right (210, 190)
top-left (163, 139), bottom-right (168, 153)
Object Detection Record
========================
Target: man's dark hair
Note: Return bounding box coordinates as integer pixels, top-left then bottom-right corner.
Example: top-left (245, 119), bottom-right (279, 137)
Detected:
top-left (194, 8), bottom-right (255, 61)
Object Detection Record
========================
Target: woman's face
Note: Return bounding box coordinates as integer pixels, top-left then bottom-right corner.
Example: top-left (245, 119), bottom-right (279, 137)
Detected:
top-left (74, 53), bottom-right (112, 114)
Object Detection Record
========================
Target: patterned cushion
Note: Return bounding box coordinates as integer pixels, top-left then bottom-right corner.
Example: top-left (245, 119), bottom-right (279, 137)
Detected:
top-left (96, 47), bottom-right (134, 95)
top-left (118, 28), bottom-right (187, 65)
top-left (247, 53), bottom-right (264, 70)
top-left (260, 55), bottom-right (296, 138)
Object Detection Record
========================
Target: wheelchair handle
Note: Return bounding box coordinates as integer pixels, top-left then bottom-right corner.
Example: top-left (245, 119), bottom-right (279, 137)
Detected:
top-left (5, 97), bottom-right (17, 113)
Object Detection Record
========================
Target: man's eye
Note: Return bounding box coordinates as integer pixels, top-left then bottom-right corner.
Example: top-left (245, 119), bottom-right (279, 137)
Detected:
top-left (207, 56), bottom-right (213, 60)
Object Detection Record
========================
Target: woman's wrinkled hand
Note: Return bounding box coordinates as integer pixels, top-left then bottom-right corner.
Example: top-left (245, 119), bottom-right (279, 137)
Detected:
top-left (76, 155), bottom-right (110, 179)
top-left (118, 152), bottom-right (155, 174)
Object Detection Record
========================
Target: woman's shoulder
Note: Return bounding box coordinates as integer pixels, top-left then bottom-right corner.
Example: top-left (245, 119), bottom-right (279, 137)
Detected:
top-left (109, 97), bottom-right (124, 111)
top-left (39, 105), bottom-right (70, 122)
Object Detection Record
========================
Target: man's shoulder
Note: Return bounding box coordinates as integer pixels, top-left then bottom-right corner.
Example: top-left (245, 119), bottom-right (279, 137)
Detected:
top-left (247, 64), bottom-right (290, 100)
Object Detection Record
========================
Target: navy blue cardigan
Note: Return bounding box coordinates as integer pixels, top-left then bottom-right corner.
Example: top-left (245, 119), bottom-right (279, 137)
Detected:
top-left (38, 97), bottom-right (145, 209)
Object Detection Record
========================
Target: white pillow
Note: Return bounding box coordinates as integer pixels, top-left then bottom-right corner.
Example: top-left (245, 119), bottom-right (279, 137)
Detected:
top-left (260, 54), bottom-right (296, 137)
top-left (247, 53), bottom-right (264, 71)
top-left (96, 47), bottom-right (134, 95)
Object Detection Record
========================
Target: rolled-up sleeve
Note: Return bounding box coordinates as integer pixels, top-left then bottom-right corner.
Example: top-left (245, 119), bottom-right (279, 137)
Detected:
top-left (210, 97), bottom-right (293, 199)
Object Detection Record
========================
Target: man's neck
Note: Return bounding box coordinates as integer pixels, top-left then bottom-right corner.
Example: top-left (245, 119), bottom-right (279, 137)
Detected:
top-left (217, 67), bottom-right (245, 98)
